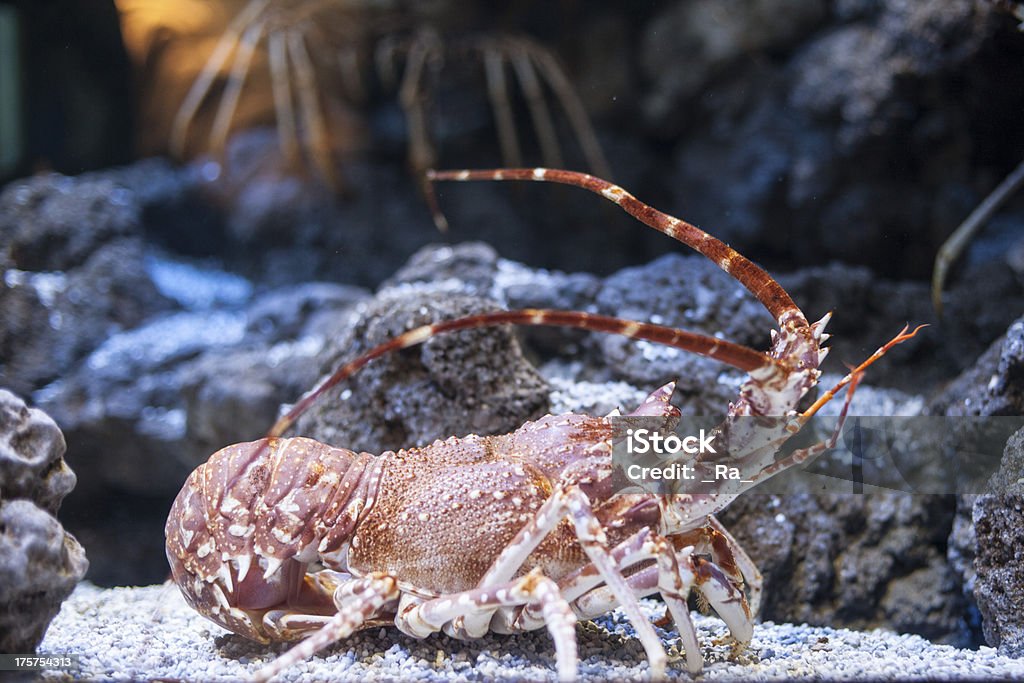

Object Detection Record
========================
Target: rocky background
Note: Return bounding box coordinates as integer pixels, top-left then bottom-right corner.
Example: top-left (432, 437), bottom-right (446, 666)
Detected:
top-left (1, 0), bottom-right (1023, 658)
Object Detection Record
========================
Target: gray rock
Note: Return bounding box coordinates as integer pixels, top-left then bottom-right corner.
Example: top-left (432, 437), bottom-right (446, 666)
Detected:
top-left (641, 0), bottom-right (828, 130)
top-left (36, 310), bottom-right (250, 497)
top-left (0, 499), bottom-right (88, 653)
top-left (931, 316), bottom-right (1024, 417)
top-left (719, 491), bottom-right (972, 645)
top-left (782, 263), bottom-right (1022, 394)
top-left (973, 428), bottom-right (1024, 656)
top-left (948, 493), bottom-right (983, 635)
top-left (384, 243), bottom-right (604, 356)
top-left (384, 242), bottom-right (500, 296)
top-left (0, 391), bottom-right (86, 653)
top-left (38, 278), bottom-right (368, 497)
top-left (0, 390), bottom-right (75, 515)
top-left (789, 0), bottom-right (992, 149)
top-left (292, 290), bottom-right (551, 453)
top-left (656, 0), bottom-right (1020, 280)
top-left (0, 173), bottom-right (137, 272)
top-left (985, 428), bottom-right (1024, 497)
top-left (0, 172), bottom-right (174, 396)
top-left (244, 282), bottom-right (372, 343)
top-left (974, 494), bottom-right (1024, 656)
top-left (924, 315), bottom-right (1024, 649)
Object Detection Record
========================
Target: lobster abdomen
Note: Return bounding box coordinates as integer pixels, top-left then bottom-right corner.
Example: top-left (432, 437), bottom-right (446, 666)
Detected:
top-left (165, 437), bottom-right (380, 641)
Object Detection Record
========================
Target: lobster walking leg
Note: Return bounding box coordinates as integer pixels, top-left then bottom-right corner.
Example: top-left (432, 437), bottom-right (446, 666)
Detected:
top-left (252, 572), bottom-right (400, 683)
top-left (523, 527), bottom-right (752, 674)
top-left (454, 484), bottom-right (671, 678)
top-left (704, 516), bottom-right (763, 617)
top-left (396, 568), bottom-right (578, 682)
top-left (652, 540), bottom-right (705, 674)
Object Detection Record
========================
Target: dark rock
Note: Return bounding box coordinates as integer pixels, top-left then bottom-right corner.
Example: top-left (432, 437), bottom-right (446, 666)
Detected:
top-left (384, 242), bottom-right (604, 356)
top-left (244, 282), bottom-right (371, 342)
top-left (653, 0), bottom-right (1024, 279)
top-left (0, 173), bottom-right (137, 271)
top-left (38, 277), bottom-right (367, 498)
top-left (0, 172), bottom-right (174, 396)
top-left (36, 310), bottom-right (250, 497)
top-left (293, 291), bottom-right (551, 454)
top-left (641, 0), bottom-right (828, 129)
top-left (719, 491), bottom-right (971, 645)
top-left (974, 494), bottom-right (1024, 655)
top-left (180, 339), bottom-right (331, 459)
top-left (101, 158), bottom-right (225, 256)
top-left (0, 391), bottom-right (87, 653)
top-left (780, 263), bottom-right (1024, 395)
top-left (948, 493), bottom-right (984, 636)
top-left (931, 316), bottom-right (1024, 416)
top-left (986, 428), bottom-right (1024, 496)
top-left (925, 315), bottom-right (1024, 649)
top-left (189, 142), bottom-right (440, 288)
top-left (974, 428), bottom-right (1024, 655)
top-left (788, 0), bottom-right (992, 150)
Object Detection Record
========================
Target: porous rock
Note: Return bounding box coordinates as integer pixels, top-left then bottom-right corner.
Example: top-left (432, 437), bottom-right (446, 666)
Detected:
top-left (930, 316), bottom-right (1024, 417)
top-left (0, 389), bottom-right (75, 514)
top-left (592, 253), bottom-right (773, 413)
top-left (385, 243), bottom-right (603, 356)
top-left (0, 390), bottom-right (87, 653)
top-left (781, 263), bottom-right (1022, 394)
top-left (293, 290), bottom-right (551, 454)
top-left (926, 315), bottom-right (1024, 647)
top-left (654, 0), bottom-right (1020, 278)
top-left (383, 242), bottom-right (501, 296)
top-left (973, 428), bottom-right (1024, 656)
top-left (0, 172), bottom-right (173, 396)
top-left (641, 0), bottom-right (828, 127)
top-left (719, 491), bottom-right (971, 645)
top-left (0, 173), bottom-right (137, 272)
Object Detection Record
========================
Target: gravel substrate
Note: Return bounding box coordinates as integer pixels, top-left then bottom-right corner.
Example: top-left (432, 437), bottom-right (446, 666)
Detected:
top-left (38, 583), bottom-right (1024, 681)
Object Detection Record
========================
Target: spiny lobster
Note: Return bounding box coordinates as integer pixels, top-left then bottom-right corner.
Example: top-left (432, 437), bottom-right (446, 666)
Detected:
top-left (165, 168), bottom-right (922, 681)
